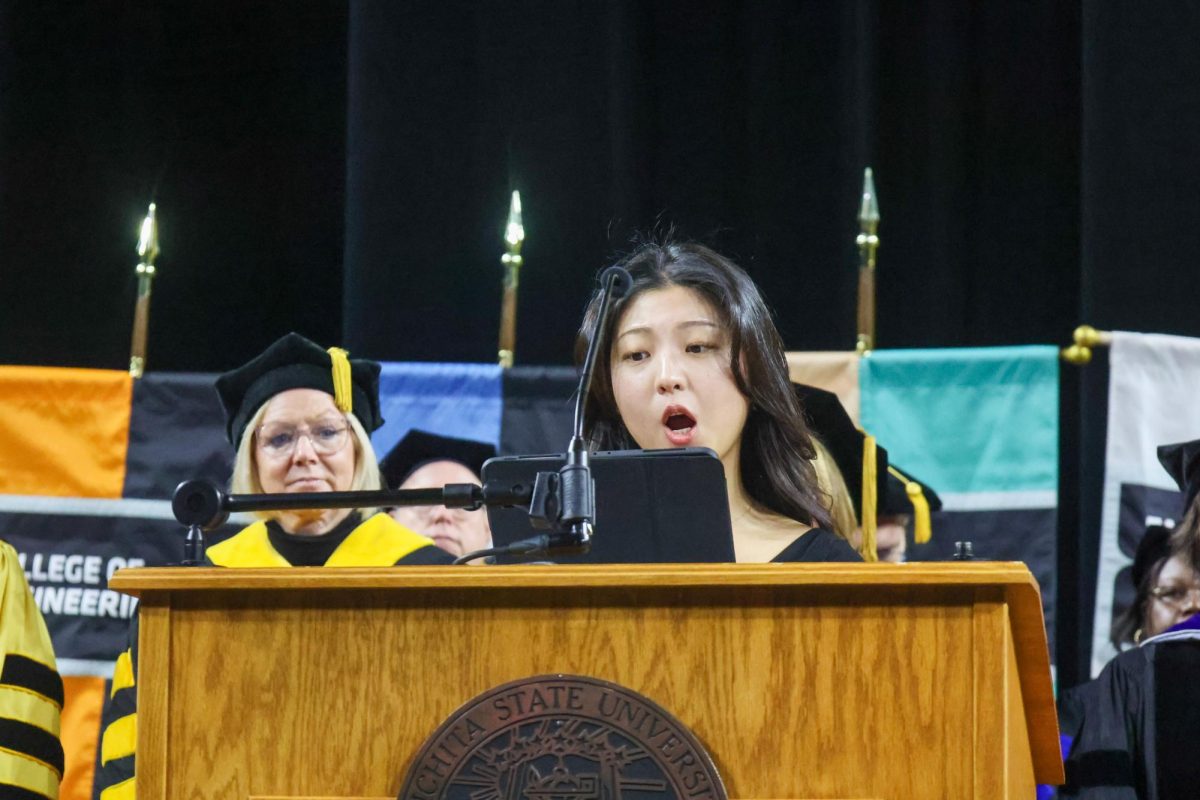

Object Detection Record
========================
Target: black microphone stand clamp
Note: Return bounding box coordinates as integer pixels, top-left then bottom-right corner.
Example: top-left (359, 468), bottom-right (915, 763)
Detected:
top-left (522, 437), bottom-right (594, 554)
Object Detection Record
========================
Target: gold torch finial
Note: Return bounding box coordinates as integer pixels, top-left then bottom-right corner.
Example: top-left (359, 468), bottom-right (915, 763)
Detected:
top-left (129, 203), bottom-right (160, 378)
top-left (504, 190), bottom-right (524, 250)
top-left (855, 167), bottom-right (880, 355)
top-left (138, 202), bottom-right (160, 263)
top-left (498, 190), bottom-right (524, 368)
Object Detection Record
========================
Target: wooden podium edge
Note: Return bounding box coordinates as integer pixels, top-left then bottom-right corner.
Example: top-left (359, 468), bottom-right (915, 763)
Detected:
top-left (111, 561), bottom-right (1041, 593)
top-left (113, 562), bottom-right (1064, 787)
top-left (1003, 576), bottom-right (1064, 785)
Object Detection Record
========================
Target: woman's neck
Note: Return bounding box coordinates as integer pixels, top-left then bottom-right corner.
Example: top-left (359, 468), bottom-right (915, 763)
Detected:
top-left (723, 448), bottom-right (749, 525)
top-left (276, 506), bottom-right (355, 537)
top-left (724, 451), bottom-right (811, 562)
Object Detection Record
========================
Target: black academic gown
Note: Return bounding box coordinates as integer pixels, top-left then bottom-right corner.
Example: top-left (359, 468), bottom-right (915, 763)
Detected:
top-left (1061, 624), bottom-right (1200, 799)
top-left (771, 527), bottom-right (863, 562)
top-left (93, 513), bottom-right (451, 799)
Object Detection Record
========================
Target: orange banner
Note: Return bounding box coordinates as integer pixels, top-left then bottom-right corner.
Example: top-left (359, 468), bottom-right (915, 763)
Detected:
top-left (0, 367), bottom-right (132, 498)
top-left (61, 676), bottom-right (105, 800)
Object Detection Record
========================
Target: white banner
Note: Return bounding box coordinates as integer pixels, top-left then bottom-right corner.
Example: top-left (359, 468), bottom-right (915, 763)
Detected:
top-left (1091, 331), bottom-right (1200, 675)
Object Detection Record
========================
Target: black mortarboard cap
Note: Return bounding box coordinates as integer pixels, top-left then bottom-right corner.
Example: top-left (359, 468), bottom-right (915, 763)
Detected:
top-left (215, 332), bottom-right (383, 445)
top-left (1132, 524), bottom-right (1173, 590)
top-left (793, 383), bottom-right (889, 527)
top-left (1158, 438), bottom-right (1200, 514)
top-left (380, 429), bottom-right (497, 489)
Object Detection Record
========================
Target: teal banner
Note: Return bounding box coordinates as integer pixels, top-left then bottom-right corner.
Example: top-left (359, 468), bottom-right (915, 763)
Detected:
top-left (861, 346), bottom-right (1059, 499)
top-left (860, 346), bottom-right (1060, 651)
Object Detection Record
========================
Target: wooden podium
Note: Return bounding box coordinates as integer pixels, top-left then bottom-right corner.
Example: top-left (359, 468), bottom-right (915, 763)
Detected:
top-left (109, 563), bottom-right (1062, 800)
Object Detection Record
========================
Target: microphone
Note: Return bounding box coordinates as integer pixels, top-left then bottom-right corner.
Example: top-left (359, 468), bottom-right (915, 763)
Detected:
top-left (573, 266), bottom-right (634, 443)
top-left (562, 264), bottom-right (632, 528)
top-left (556, 265), bottom-right (633, 549)
top-left (460, 265), bottom-right (632, 563)
top-left (171, 479), bottom-right (228, 565)
top-left (173, 479), bottom-right (230, 530)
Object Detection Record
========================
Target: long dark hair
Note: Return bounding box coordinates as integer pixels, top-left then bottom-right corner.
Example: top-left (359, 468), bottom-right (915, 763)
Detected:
top-left (575, 240), bottom-right (833, 530)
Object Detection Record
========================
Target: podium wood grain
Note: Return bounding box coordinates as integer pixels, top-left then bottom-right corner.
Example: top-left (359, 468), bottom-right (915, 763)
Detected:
top-left (111, 563), bottom-right (1061, 800)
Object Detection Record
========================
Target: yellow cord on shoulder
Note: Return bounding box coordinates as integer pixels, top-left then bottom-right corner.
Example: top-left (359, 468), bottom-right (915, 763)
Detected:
top-left (327, 347), bottom-right (353, 414)
top-left (889, 465), bottom-right (932, 544)
top-left (860, 433), bottom-right (878, 562)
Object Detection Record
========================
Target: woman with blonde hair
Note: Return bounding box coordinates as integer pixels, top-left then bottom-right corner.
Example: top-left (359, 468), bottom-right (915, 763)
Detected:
top-left (96, 333), bottom-right (450, 799)
top-left (206, 332), bottom-right (451, 566)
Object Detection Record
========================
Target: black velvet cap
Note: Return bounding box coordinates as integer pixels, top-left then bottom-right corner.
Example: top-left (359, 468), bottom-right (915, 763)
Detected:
top-left (794, 383), bottom-right (889, 525)
top-left (882, 466), bottom-right (943, 516)
top-left (1132, 524), bottom-right (1173, 589)
top-left (215, 332), bottom-right (383, 445)
top-left (1158, 438), bottom-right (1200, 514)
top-left (380, 429), bottom-right (497, 489)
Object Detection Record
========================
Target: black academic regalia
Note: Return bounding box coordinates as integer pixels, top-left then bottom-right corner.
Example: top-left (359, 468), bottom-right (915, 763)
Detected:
top-left (93, 513), bottom-right (451, 799)
top-left (771, 527), bottom-right (864, 562)
top-left (1061, 635), bottom-right (1200, 799)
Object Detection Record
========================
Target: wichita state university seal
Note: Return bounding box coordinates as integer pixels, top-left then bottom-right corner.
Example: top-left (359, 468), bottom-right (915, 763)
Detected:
top-left (399, 675), bottom-right (727, 800)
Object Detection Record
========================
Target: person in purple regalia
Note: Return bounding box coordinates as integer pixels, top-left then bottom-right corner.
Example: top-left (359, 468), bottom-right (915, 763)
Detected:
top-left (1060, 439), bottom-right (1200, 799)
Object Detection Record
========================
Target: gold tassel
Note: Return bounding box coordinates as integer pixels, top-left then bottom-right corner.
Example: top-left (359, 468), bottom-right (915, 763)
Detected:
top-left (860, 433), bottom-right (878, 562)
top-left (907, 482), bottom-right (932, 544)
top-left (889, 465), bottom-right (933, 544)
top-left (326, 347), bottom-right (353, 414)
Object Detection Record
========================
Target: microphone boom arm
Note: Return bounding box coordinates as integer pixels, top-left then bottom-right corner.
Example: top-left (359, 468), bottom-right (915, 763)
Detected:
top-left (171, 479), bottom-right (532, 531)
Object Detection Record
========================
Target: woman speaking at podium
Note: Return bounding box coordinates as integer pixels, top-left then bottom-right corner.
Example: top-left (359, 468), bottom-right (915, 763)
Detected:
top-left (95, 334), bottom-right (451, 800)
top-left (576, 240), bottom-right (861, 563)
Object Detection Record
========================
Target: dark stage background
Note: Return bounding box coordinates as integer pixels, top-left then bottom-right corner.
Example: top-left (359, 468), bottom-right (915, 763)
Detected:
top-left (3, 1), bottom-right (1200, 688)
top-left (3, 2), bottom-right (1199, 369)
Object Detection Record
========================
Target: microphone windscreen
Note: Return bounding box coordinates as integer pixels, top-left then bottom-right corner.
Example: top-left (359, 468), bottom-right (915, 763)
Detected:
top-left (172, 479), bottom-right (228, 529)
top-left (599, 266), bottom-right (633, 299)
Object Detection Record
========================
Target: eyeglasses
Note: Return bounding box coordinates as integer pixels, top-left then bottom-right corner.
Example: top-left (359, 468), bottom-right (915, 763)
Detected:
top-left (256, 420), bottom-right (350, 457)
top-left (1150, 584), bottom-right (1200, 609)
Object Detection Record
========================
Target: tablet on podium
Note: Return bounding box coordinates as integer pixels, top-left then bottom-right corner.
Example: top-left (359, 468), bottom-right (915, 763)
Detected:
top-left (482, 447), bottom-right (735, 563)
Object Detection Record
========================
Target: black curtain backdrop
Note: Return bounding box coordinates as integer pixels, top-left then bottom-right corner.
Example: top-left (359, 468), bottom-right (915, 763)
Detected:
top-left (1081, 3), bottom-right (1200, 333)
top-left (3, 2), bottom-right (1198, 368)
top-left (344, 1), bottom-right (1084, 362)
top-left (0, 1), bottom-right (347, 371)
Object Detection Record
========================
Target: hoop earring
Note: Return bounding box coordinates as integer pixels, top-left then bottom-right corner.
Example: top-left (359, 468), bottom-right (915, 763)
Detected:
top-left (1134, 628), bottom-right (1144, 644)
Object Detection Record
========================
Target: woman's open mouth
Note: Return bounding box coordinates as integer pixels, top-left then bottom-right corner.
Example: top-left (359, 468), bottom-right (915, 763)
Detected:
top-left (661, 405), bottom-right (697, 446)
